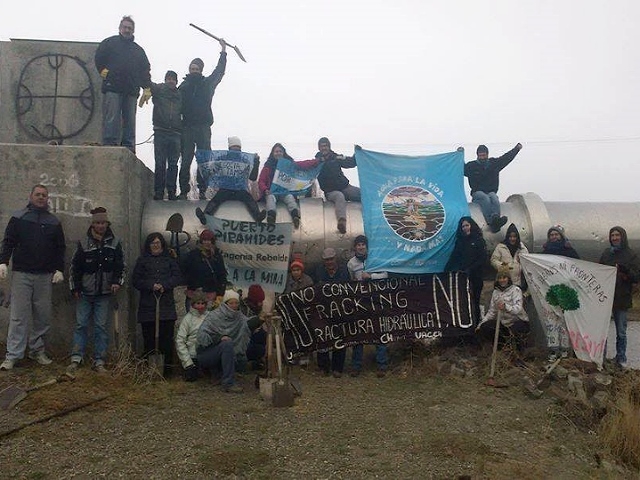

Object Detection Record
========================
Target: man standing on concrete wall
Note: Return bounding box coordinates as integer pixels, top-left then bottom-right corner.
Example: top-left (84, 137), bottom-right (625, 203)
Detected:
top-left (145, 70), bottom-right (182, 201)
top-left (68, 207), bottom-right (124, 373)
top-left (177, 40), bottom-right (227, 200)
top-left (95, 15), bottom-right (151, 153)
top-left (0, 185), bottom-right (66, 371)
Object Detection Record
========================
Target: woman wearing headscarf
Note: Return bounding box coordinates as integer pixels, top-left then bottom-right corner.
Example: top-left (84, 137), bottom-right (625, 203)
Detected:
top-left (490, 223), bottom-right (529, 289)
top-left (445, 216), bottom-right (487, 325)
top-left (599, 226), bottom-right (639, 368)
top-left (197, 289), bottom-right (251, 393)
top-left (132, 232), bottom-right (182, 367)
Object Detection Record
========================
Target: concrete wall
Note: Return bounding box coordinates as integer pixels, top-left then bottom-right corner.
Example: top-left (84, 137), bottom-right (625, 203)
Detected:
top-left (0, 39), bottom-right (102, 145)
top-left (0, 144), bottom-right (153, 357)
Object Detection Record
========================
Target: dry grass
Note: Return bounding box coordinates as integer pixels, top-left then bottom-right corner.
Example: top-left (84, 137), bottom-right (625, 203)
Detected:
top-left (600, 372), bottom-right (640, 469)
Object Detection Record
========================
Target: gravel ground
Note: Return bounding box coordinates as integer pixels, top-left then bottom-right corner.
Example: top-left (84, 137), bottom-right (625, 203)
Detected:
top-left (0, 350), bottom-right (630, 480)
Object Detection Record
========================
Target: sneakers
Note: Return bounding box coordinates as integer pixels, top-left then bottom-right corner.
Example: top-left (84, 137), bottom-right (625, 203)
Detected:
top-left (0, 359), bottom-right (15, 371)
top-left (153, 194), bottom-right (164, 201)
top-left (223, 384), bottom-right (244, 393)
top-left (337, 218), bottom-right (347, 234)
top-left (195, 207), bottom-right (207, 225)
top-left (93, 364), bottom-right (108, 374)
top-left (256, 210), bottom-right (267, 223)
top-left (28, 351), bottom-right (53, 365)
top-left (267, 210), bottom-right (276, 225)
top-left (376, 369), bottom-right (387, 378)
top-left (291, 209), bottom-right (300, 229)
top-left (198, 192), bottom-right (207, 200)
top-left (176, 193), bottom-right (188, 200)
top-left (489, 215), bottom-right (508, 233)
top-left (332, 371), bottom-right (342, 378)
top-left (168, 193), bottom-right (178, 201)
top-left (67, 360), bottom-right (80, 373)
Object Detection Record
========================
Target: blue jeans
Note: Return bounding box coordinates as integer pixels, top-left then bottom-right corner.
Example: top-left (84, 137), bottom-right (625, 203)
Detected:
top-left (180, 124), bottom-right (211, 195)
top-left (197, 340), bottom-right (236, 387)
top-left (612, 310), bottom-right (627, 364)
top-left (71, 294), bottom-right (111, 366)
top-left (351, 344), bottom-right (388, 371)
top-left (471, 191), bottom-right (500, 222)
top-left (5, 271), bottom-right (52, 361)
top-left (102, 92), bottom-right (137, 153)
top-left (154, 131), bottom-right (181, 197)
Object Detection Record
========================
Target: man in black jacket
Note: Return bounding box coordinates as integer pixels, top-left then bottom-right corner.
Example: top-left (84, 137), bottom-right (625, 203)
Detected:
top-left (315, 137), bottom-right (360, 234)
top-left (67, 207), bottom-right (125, 373)
top-left (463, 143), bottom-right (522, 233)
top-left (178, 39), bottom-right (228, 200)
top-left (0, 185), bottom-right (66, 371)
top-left (95, 15), bottom-right (151, 153)
top-left (145, 70), bottom-right (182, 200)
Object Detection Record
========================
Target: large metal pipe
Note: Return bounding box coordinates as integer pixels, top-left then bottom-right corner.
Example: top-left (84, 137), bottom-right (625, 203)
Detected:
top-left (141, 193), bottom-right (640, 268)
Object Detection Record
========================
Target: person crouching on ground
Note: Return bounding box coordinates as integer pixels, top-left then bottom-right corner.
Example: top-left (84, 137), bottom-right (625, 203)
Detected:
top-left (476, 268), bottom-right (530, 356)
top-left (196, 289), bottom-right (250, 393)
top-left (176, 289), bottom-right (208, 382)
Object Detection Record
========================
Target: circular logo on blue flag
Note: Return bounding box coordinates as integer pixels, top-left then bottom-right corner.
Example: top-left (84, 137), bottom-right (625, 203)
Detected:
top-left (382, 186), bottom-right (445, 241)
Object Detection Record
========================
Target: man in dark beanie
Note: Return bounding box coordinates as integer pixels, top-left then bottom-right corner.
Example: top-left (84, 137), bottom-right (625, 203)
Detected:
top-left (177, 39), bottom-right (228, 200)
top-left (463, 143), bottom-right (522, 233)
top-left (95, 16), bottom-right (151, 153)
top-left (315, 137), bottom-right (361, 234)
top-left (67, 207), bottom-right (125, 373)
top-left (142, 70), bottom-right (182, 200)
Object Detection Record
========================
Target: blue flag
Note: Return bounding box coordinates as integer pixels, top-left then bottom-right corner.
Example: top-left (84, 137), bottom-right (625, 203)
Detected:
top-left (196, 150), bottom-right (256, 191)
top-left (356, 148), bottom-right (469, 274)
top-left (269, 158), bottom-right (323, 197)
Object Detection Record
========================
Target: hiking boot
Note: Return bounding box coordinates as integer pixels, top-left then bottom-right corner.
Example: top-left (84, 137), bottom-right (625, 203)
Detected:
top-left (489, 215), bottom-right (501, 233)
top-left (153, 194), bottom-right (164, 201)
top-left (496, 215), bottom-right (508, 231)
top-left (195, 207), bottom-right (207, 225)
top-left (28, 351), bottom-right (53, 365)
top-left (267, 210), bottom-right (276, 225)
top-left (0, 359), bottom-right (15, 371)
top-left (168, 193), bottom-right (178, 201)
top-left (291, 209), bottom-right (300, 229)
top-left (93, 364), bottom-right (108, 374)
top-left (337, 218), bottom-right (347, 234)
top-left (256, 210), bottom-right (267, 223)
top-left (176, 193), bottom-right (188, 200)
top-left (223, 384), bottom-right (244, 393)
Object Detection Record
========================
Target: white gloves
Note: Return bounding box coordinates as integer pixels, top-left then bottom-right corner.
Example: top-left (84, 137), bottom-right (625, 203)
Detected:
top-left (52, 270), bottom-right (64, 284)
top-left (0, 264), bottom-right (7, 279)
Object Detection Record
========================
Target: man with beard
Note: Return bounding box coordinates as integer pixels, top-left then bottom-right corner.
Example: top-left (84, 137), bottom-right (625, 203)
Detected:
top-left (177, 40), bottom-right (228, 199)
top-left (95, 16), bottom-right (151, 153)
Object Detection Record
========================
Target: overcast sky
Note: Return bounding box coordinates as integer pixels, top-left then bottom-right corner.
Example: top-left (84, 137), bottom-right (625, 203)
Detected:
top-left (2, 0), bottom-right (638, 202)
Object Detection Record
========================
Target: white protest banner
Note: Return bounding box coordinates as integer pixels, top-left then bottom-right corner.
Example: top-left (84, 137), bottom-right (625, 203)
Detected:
top-left (210, 217), bottom-right (292, 293)
top-left (520, 253), bottom-right (616, 367)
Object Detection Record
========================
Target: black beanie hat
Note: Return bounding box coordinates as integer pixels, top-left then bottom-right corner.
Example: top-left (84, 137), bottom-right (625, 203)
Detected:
top-left (165, 70), bottom-right (178, 82)
top-left (476, 145), bottom-right (489, 155)
top-left (190, 58), bottom-right (205, 70)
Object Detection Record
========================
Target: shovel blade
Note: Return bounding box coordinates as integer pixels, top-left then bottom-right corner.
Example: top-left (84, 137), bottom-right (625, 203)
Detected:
top-left (165, 213), bottom-right (184, 233)
top-left (148, 354), bottom-right (165, 377)
top-left (272, 380), bottom-right (294, 408)
top-left (233, 46), bottom-right (247, 62)
top-left (0, 385), bottom-right (28, 410)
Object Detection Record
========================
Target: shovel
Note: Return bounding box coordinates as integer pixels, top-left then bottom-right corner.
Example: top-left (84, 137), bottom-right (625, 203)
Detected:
top-left (148, 292), bottom-right (165, 376)
top-left (189, 23), bottom-right (247, 63)
top-left (113, 299), bottom-right (120, 351)
top-left (486, 311), bottom-right (508, 388)
top-left (272, 317), bottom-right (294, 407)
top-left (0, 373), bottom-right (75, 410)
top-left (166, 213), bottom-right (188, 259)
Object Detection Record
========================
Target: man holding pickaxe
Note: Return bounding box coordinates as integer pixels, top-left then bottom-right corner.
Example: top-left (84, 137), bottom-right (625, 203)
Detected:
top-left (177, 39), bottom-right (228, 200)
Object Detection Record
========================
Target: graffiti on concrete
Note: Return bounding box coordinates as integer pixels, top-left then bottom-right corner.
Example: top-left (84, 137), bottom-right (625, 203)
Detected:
top-left (48, 193), bottom-right (94, 218)
top-left (16, 54), bottom-right (95, 142)
top-left (39, 172), bottom-right (81, 188)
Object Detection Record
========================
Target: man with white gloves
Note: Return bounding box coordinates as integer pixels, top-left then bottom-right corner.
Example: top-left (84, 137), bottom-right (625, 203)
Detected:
top-left (0, 185), bottom-right (66, 370)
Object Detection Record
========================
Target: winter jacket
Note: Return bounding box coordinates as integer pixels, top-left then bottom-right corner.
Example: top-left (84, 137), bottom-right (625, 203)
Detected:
top-left (490, 226), bottom-right (529, 287)
top-left (315, 150), bottom-right (356, 193)
top-left (197, 303), bottom-right (251, 355)
top-left (258, 157), bottom-right (322, 199)
top-left (132, 252), bottom-right (181, 323)
top-left (463, 145), bottom-right (520, 195)
top-left (0, 204), bottom-right (65, 273)
top-left (179, 52), bottom-right (227, 127)
top-left (445, 234), bottom-right (487, 286)
top-left (150, 82), bottom-right (182, 134)
top-left (312, 264), bottom-right (350, 284)
top-left (542, 241), bottom-right (580, 259)
top-left (347, 256), bottom-right (388, 281)
top-left (95, 34), bottom-right (151, 96)
top-left (180, 246), bottom-right (227, 295)
top-left (478, 284), bottom-right (529, 329)
top-left (599, 227), bottom-right (640, 311)
top-left (285, 272), bottom-right (314, 293)
top-left (175, 310), bottom-right (206, 368)
top-left (69, 227), bottom-right (125, 296)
